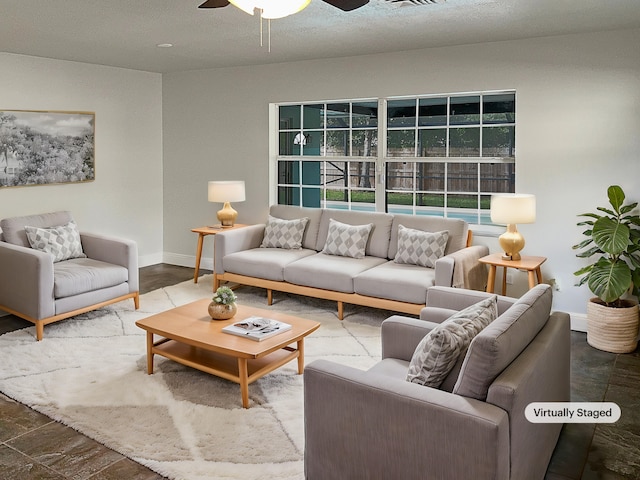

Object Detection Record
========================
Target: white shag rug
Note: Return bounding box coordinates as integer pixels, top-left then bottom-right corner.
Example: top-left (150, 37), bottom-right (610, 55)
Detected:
top-left (0, 275), bottom-right (392, 480)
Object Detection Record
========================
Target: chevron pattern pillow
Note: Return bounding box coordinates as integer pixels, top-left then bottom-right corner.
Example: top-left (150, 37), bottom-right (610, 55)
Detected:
top-left (322, 218), bottom-right (373, 259)
top-left (394, 225), bottom-right (449, 268)
top-left (24, 220), bottom-right (86, 263)
top-left (406, 295), bottom-right (498, 388)
top-left (260, 216), bottom-right (309, 249)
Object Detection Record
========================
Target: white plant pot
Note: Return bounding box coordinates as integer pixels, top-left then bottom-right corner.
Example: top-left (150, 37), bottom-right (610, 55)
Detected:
top-left (586, 298), bottom-right (639, 354)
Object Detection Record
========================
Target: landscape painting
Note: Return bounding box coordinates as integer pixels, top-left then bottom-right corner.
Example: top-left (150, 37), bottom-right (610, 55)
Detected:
top-left (0, 110), bottom-right (95, 187)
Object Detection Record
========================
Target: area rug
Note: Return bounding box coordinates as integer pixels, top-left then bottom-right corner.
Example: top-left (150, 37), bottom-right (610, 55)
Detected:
top-left (0, 275), bottom-right (392, 480)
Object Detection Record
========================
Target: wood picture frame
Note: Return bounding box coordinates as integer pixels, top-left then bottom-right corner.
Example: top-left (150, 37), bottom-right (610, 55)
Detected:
top-left (0, 109), bottom-right (95, 188)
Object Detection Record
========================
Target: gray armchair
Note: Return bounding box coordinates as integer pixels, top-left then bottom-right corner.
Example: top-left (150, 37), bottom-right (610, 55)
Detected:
top-left (304, 285), bottom-right (570, 480)
top-left (0, 211), bottom-right (139, 340)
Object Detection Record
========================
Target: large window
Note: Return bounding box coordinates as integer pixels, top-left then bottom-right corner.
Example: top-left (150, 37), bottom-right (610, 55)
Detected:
top-left (275, 91), bottom-right (515, 224)
top-left (277, 101), bottom-right (378, 210)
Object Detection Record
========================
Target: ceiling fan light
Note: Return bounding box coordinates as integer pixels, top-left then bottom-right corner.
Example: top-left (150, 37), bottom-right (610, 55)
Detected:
top-left (229, 0), bottom-right (258, 15)
top-left (229, 0), bottom-right (311, 19)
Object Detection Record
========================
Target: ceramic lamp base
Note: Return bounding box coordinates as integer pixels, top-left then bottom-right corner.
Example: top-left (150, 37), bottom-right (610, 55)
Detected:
top-left (499, 224), bottom-right (525, 261)
top-left (217, 202), bottom-right (238, 228)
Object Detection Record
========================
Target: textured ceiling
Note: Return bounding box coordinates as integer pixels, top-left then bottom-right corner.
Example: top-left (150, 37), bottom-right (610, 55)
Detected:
top-left (1, 0), bottom-right (639, 73)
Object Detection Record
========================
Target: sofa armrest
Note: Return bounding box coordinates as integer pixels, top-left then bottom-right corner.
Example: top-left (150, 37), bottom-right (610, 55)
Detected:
top-left (424, 286), bottom-right (517, 317)
top-left (304, 360), bottom-right (510, 480)
top-left (486, 312), bottom-right (570, 479)
top-left (435, 244), bottom-right (489, 290)
top-left (213, 224), bottom-right (266, 274)
top-left (381, 315), bottom-right (439, 361)
top-left (80, 232), bottom-right (139, 292)
top-left (0, 242), bottom-right (55, 319)
top-left (418, 306), bottom-right (459, 323)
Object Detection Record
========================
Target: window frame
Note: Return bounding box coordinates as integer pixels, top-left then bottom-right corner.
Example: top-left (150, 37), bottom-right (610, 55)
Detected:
top-left (271, 90), bottom-right (515, 228)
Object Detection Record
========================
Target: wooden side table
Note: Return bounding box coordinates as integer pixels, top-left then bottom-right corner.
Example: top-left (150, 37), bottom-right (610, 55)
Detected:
top-left (479, 253), bottom-right (547, 296)
top-left (191, 224), bottom-right (248, 283)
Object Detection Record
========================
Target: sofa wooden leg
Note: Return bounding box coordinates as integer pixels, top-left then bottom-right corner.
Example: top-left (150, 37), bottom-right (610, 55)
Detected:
top-left (267, 289), bottom-right (273, 306)
top-left (36, 321), bottom-right (44, 341)
top-left (133, 292), bottom-right (140, 310)
top-left (337, 301), bottom-right (344, 320)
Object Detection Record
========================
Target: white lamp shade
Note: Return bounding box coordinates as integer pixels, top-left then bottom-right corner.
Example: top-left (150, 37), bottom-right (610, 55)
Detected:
top-left (208, 181), bottom-right (246, 203)
top-left (490, 194), bottom-right (536, 224)
top-left (229, 0), bottom-right (311, 19)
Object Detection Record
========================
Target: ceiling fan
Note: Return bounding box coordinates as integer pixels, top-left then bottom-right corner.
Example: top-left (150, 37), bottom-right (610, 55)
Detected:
top-left (198, 0), bottom-right (370, 13)
top-left (198, 0), bottom-right (370, 50)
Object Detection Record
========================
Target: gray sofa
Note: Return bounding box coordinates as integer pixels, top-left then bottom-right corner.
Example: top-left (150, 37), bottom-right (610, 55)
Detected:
top-left (214, 205), bottom-right (489, 318)
top-left (0, 211), bottom-right (139, 340)
top-left (304, 284), bottom-right (570, 480)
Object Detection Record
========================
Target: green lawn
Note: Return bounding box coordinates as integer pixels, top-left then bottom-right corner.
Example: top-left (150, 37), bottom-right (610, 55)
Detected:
top-left (324, 189), bottom-right (490, 209)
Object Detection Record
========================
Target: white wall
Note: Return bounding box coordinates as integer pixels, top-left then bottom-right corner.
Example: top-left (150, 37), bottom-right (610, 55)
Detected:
top-left (0, 53), bottom-right (164, 266)
top-left (163, 28), bottom-right (640, 320)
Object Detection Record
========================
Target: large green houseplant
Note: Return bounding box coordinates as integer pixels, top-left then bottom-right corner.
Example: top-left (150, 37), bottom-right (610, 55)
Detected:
top-left (573, 185), bottom-right (640, 353)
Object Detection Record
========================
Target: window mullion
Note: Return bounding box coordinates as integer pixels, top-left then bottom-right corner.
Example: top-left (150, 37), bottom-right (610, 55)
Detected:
top-left (376, 99), bottom-right (387, 212)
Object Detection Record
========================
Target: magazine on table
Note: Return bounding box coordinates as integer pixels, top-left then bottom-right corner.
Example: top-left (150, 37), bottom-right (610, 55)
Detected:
top-left (222, 316), bottom-right (292, 341)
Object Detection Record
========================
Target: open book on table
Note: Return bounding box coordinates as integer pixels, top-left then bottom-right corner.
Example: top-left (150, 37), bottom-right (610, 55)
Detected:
top-left (222, 316), bottom-right (292, 341)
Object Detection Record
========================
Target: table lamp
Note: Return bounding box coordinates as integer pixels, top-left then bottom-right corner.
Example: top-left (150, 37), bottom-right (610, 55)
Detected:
top-left (490, 193), bottom-right (536, 261)
top-left (208, 180), bottom-right (246, 227)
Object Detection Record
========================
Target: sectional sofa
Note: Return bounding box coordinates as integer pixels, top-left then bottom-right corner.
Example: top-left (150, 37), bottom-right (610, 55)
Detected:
top-left (213, 205), bottom-right (489, 318)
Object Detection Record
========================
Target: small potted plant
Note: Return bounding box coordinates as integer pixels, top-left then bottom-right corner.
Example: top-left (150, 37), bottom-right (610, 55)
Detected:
top-left (208, 285), bottom-right (238, 320)
top-left (573, 185), bottom-right (640, 353)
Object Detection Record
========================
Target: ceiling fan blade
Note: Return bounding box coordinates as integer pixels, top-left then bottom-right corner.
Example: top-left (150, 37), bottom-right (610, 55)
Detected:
top-left (322, 0), bottom-right (369, 11)
top-left (198, 0), bottom-right (230, 8)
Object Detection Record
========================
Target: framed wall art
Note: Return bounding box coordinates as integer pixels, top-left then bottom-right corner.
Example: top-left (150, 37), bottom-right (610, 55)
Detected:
top-left (0, 110), bottom-right (95, 188)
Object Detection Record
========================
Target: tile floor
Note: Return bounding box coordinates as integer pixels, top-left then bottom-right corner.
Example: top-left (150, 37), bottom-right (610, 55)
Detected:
top-left (1, 264), bottom-right (639, 479)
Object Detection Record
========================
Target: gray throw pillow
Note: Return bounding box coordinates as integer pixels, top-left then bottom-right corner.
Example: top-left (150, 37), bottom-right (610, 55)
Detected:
top-left (260, 215), bottom-right (309, 249)
top-left (394, 225), bottom-right (449, 268)
top-left (406, 295), bottom-right (498, 388)
top-left (321, 218), bottom-right (373, 259)
top-left (24, 220), bottom-right (86, 263)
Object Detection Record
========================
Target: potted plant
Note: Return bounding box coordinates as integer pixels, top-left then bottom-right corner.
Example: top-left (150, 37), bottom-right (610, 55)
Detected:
top-left (573, 185), bottom-right (640, 353)
top-left (208, 285), bottom-right (238, 320)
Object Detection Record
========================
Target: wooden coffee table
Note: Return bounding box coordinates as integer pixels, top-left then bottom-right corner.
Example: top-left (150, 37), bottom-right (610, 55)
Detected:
top-left (135, 299), bottom-right (320, 408)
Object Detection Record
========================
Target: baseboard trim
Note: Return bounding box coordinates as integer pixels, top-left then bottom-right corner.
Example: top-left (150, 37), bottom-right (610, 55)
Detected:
top-left (569, 312), bottom-right (587, 333)
top-left (162, 252), bottom-right (213, 271)
top-left (139, 253), bottom-right (163, 268)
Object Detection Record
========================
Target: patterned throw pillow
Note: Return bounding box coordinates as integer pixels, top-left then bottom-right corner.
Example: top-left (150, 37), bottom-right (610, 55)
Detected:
top-left (24, 220), bottom-right (86, 263)
top-left (322, 218), bottom-right (373, 259)
top-left (406, 295), bottom-right (498, 388)
top-left (394, 225), bottom-right (449, 268)
top-left (260, 216), bottom-right (309, 249)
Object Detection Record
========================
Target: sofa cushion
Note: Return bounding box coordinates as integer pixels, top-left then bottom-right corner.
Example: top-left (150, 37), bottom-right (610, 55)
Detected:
top-left (317, 209), bottom-right (393, 258)
top-left (284, 253), bottom-right (387, 293)
top-left (25, 221), bottom-right (86, 263)
top-left (269, 205), bottom-right (322, 250)
top-left (368, 358), bottom-right (409, 378)
top-left (366, 356), bottom-right (462, 394)
top-left (223, 248), bottom-right (317, 282)
top-left (354, 261), bottom-right (436, 304)
top-left (53, 258), bottom-right (128, 298)
top-left (453, 284), bottom-right (553, 401)
top-left (261, 215), bottom-right (309, 249)
top-left (394, 225), bottom-right (449, 268)
top-left (0, 211), bottom-right (73, 247)
top-left (388, 214), bottom-right (467, 259)
top-left (406, 295), bottom-right (498, 388)
top-left (322, 219), bottom-right (373, 259)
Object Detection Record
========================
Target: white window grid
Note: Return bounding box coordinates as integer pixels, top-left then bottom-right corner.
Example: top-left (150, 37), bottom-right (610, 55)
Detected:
top-left (275, 91), bottom-right (515, 225)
